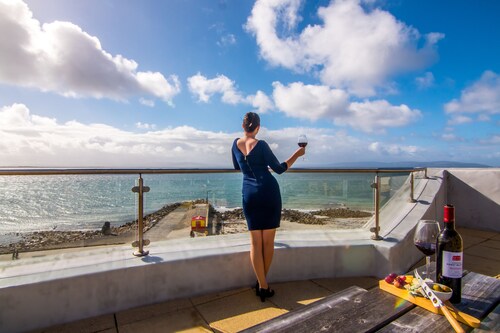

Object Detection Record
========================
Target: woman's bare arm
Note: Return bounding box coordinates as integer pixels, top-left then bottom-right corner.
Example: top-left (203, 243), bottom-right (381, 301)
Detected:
top-left (285, 147), bottom-right (306, 169)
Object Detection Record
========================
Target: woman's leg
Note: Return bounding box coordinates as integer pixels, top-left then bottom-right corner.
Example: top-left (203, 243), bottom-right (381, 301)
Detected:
top-left (250, 230), bottom-right (268, 289)
top-left (262, 229), bottom-right (276, 277)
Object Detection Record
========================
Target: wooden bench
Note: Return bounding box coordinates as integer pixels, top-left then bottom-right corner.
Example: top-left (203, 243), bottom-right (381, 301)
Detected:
top-left (242, 272), bottom-right (500, 333)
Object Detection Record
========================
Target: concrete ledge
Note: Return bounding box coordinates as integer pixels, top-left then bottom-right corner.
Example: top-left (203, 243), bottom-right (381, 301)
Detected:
top-left (1, 231), bottom-right (379, 333)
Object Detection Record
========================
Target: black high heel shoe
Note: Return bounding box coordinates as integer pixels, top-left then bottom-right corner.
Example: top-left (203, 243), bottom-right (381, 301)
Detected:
top-left (259, 287), bottom-right (275, 302)
top-left (254, 281), bottom-right (260, 296)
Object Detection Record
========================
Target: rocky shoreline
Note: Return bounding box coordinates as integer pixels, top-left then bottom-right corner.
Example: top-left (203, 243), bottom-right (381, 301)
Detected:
top-left (1, 201), bottom-right (372, 256)
top-left (218, 207), bottom-right (372, 225)
top-left (0, 201), bottom-right (183, 255)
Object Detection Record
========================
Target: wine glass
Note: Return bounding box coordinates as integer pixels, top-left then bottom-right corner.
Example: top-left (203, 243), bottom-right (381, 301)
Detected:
top-left (297, 134), bottom-right (307, 160)
top-left (414, 219), bottom-right (440, 280)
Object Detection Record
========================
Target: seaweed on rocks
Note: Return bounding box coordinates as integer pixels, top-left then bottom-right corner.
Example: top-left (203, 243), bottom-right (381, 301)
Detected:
top-left (310, 208), bottom-right (372, 218)
top-left (282, 209), bottom-right (325, 225)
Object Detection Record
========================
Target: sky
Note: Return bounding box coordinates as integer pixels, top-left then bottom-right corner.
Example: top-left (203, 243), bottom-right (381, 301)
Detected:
top-left (0, 0), bottom-right (499, 168)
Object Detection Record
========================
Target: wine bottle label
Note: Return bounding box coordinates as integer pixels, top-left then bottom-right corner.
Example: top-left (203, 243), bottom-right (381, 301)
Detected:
top-left (442, 250), bottom-right (463, 278)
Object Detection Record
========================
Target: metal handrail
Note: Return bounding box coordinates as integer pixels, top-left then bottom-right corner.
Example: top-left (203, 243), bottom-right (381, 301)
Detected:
top-left (0, 167), bottom-right (426, 176)
top-left (0, 167), bottom-right (427, 253)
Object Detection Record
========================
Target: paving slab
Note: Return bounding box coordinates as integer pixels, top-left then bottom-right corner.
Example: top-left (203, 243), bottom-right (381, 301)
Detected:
top-left (481, 239), bottom-right (500, 250)
top-left (118, 308), bottom-right (211, 333)
top-left (266, 279), bottom-right (333, 311)
top-left (27, 314), bottom-right (116, 333)
top-left (457, 228), bottom-right (498, 240)
top-left (311, 276), bottom-right (379, 293)
top-left (461, 234), bottom-right (488, 249)
top-left (116, 297), bottom-right (193, 326)
top-left (191, 287), bottom-right (249, 306)
top-left (464, 254), bottom-right (500, 277)
top-left (465, 244), bottom-right (500, 262)
top-left (195, 289), bottom-right (287, 332)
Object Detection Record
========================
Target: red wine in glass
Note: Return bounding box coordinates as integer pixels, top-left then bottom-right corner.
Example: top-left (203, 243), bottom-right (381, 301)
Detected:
top-left (413, 220), bottom-right (440, 280)
top-left (297, 135), bottom-right (307, 160)
top-left (414, 241), bottom-right (436, 256)
top-left (298, 134), bottom-right (308, 147)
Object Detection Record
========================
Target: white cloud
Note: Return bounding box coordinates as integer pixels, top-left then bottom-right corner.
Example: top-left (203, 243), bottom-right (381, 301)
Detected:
top-left (246, 90), bottom-right (274, 114)
top-left (1, 103), bottom-right (435, 167)
top-left (139, 98), bottom-right (155, 107)
top-left (478, 114), bottom-right (491, 122)
top-left (272, 81), bottom-right (349, 121)
top-left (368, 142), bottom-right (422, 155)
top-left (187, 73), bottom-right (274, 113)
top-left (245, 0), bottom-right (443, 96)
top-left (338, 100), bottom-right (422, 133)
top-left (217, 33), bottom-right (236, 47)
top-left (415, 72), bottom-right (435, 89)
top-left (447, 115), bottom-right (473, 126)
top-left (0, 0), bottom-right (180, 104)
top-left (187, 73), bottom-right (243, 104)
top-left (135, 122), bottom-right (157, 130)
top-left (441, 133), bottom-right (463, 142)
top-left (444, 71), bottom-right (500, 116)
top-left (0, 103), bottom-right (236, 167)
top-left (479, 135), bottom-right (500, 145)
top-left (272, 81), bottom-right (421, 132)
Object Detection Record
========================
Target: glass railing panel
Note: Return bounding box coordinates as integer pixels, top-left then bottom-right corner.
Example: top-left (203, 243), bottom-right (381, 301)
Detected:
top-left (0, 169), bottom-right (424, 256)
top-left (0, 174), bottom-right (137, 255)
top-left (276, 172), bottom-right (374, 230)
top-left (413, 169), bottom-right (427, 192)
top-left (279, 172), bottom-right (374, 211)
top-left (138, 172), bottom-right (377, 240)
top-left (379, 172), bottom-right (411, 207)
top-left (138, 173), bottom-right (243, 240)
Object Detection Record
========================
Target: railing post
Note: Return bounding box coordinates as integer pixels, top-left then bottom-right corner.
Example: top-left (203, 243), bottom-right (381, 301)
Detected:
top-left (424, 167), bottom-right (428, 179)
top-left (409, 172), bottom-right (417, 203)
top-left (132, 174), bottom-right (150, 257)
top-left (370, 173), bottom-right (383, 240)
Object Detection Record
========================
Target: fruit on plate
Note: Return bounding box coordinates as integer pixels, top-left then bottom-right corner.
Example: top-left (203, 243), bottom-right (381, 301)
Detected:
top-left (384, 273), bottom-right (410, 289)
top-left (384, 273), bottom-right (398, 284)
top-left (432, 283), bottom-right (451, 292)
top-left (428, 282), bottom-right (453, 301)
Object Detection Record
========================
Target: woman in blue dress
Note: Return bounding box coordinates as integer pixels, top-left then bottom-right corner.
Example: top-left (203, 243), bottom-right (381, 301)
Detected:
top-left (231, 112), bottom-right (305, 302)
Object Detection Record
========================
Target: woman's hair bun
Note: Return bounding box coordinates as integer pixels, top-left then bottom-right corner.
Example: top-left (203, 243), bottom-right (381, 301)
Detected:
top-left (243, 112), bottom-right (260, 133)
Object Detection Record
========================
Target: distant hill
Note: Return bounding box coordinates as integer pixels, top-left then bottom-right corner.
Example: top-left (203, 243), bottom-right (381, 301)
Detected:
top-left (321, 161), bottom-right (492, 168)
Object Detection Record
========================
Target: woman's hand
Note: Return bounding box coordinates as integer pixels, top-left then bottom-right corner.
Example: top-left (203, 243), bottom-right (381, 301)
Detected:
top-left (286, 147), bottom-right (306, 169)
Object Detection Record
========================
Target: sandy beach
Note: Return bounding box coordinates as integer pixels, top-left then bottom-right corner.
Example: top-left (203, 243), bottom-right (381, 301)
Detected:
top-left (0, 200), bottom-right (373, 256)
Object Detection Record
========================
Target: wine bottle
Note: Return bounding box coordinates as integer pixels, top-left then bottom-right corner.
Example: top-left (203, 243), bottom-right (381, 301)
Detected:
top-left (436, 204), bottom-right (463, 304)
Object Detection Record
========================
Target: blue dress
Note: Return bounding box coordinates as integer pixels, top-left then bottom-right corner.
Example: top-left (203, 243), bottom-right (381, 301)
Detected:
top-left (231, 139), bottom-right (288, 230)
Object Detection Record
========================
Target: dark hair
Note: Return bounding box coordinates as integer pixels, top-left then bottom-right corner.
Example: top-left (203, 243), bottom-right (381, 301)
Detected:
top-left (242, 112), bottom-right (260, 133)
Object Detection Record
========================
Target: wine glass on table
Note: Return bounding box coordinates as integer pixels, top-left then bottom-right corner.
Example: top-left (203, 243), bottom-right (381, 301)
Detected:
top-left (297, 134), bottom-right (308, 160)
top-left (414, 219), bottom-right (440, 281)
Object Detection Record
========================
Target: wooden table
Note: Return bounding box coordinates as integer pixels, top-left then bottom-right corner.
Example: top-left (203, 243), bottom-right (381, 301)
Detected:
top-left (242, 272), bottom-right (500, 333)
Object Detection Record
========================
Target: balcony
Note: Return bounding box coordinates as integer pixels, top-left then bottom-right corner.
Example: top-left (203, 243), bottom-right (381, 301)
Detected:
top-left (0, 167), bottom-right (498, 332)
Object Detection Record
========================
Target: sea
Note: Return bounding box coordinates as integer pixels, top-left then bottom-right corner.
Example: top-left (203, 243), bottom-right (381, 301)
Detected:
top-left (0, 172), bottom-right (410, 240)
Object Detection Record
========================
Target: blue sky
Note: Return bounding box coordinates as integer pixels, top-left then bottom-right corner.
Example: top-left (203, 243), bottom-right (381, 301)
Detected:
top-left (0, 0), bottom-right (499, 167)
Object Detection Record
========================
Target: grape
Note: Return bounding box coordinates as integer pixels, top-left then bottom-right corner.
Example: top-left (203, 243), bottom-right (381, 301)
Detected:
top-left (385, 273), bottom-right (397, 283)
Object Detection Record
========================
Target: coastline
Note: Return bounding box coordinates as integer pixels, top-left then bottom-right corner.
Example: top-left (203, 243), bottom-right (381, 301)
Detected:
top-left (0, 200), bottom-right (373, 256)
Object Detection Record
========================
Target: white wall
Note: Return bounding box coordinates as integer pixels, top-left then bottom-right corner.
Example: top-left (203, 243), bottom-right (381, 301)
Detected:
top-left (445, 168), bottom-right (500, 232)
